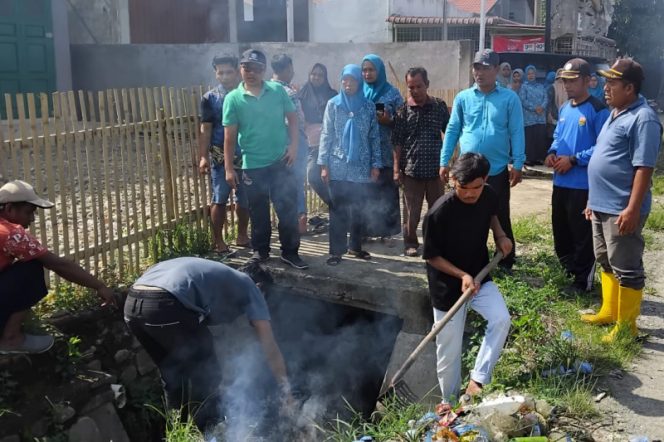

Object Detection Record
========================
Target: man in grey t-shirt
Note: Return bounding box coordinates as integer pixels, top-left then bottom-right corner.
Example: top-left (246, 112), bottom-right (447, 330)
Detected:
top-left (124, 257), bottom-right (291, 431)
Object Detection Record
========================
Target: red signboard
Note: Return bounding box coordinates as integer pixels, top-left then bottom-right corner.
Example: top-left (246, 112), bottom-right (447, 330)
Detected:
top-left (492, 35), bottom-right (545, 52)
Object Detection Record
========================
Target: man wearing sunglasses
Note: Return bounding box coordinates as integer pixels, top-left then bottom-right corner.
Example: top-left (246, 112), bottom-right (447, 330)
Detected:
top-left (222, 49), bottom-right (308, 270)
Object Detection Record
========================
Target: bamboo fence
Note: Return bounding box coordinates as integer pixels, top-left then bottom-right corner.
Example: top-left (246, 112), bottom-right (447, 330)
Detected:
top-left (0, 86), bottom-right (460, 280)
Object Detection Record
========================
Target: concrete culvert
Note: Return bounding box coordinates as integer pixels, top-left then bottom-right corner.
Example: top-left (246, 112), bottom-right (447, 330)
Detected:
top-left (208, 286), bottom-right (403, 441)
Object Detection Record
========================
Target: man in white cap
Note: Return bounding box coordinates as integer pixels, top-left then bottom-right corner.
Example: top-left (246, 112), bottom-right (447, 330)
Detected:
top-left (0, 180), bottom-right (115, 354)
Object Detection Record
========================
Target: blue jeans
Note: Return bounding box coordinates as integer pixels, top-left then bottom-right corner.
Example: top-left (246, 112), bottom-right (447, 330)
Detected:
top-left (242, 160), bottom-right (300, 257)
top-left (434, 281), bottom-right (511, 402)
top-left (328, 180), bottom-right (366, 256)
top-left (210, 161), bottom-right (248, 209)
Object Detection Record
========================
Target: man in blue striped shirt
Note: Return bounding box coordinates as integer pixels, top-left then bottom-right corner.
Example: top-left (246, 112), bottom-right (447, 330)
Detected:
top-left (439, 49), bottom-right (525, 270)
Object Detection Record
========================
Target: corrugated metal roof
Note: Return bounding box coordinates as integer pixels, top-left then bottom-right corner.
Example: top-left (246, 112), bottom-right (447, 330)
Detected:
top-left (386, 15), bottom-right (522, 26)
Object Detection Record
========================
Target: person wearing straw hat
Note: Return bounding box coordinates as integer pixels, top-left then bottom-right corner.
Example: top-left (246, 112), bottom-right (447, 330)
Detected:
top-left (582, 58), bottom-right (662, 343)
top-left (0, 180), bottom-right (116, 355)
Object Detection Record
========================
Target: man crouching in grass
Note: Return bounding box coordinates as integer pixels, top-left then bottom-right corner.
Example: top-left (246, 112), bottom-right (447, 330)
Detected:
top-left (423, 153), bottom-right (513, 403)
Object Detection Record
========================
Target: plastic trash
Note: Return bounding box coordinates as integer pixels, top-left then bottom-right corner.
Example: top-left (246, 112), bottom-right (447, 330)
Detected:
top-left (560, 330), bottom-right (574, 341)
top-left (474, 395), bottom-right (527, 417)
top-left (628, 437), bottom-right (649, 442)
top-left (574, 360), bottom-right (593, 374)
top-left (509, 438), bottom-right (547, 441)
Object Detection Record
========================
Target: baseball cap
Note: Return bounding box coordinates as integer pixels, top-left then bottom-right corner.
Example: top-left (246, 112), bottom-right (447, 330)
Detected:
top-left (473, 49), bottom-right (500, 67)
top-left (557, 58), bottom-right (591, 79)
top-left (239, 49), bottom-right (267, 67)
top-left (0, 180), bottom-right (54, 208)
top-left (597, 58), bottom-right (645, 84)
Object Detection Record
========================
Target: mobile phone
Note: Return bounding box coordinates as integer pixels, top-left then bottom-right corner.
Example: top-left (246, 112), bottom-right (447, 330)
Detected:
top-left (375, 103), bottom-right (385, 112)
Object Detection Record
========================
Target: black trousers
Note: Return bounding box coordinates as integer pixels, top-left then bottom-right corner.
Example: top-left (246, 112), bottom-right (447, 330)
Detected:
top-left (124, 289), bottom-right (222, 430)
top-left (242, 160), bottom-right (301, 257)
top-left (552, 186), bottom-right (595, 290)
top-left (328, 180), bottom-right (366, 256)
top-left (365, 167), bottom-right (401, 237)
top-left (487, 169), bottom-right (516, 269)
top-left (0, 260), bottom-right (48, 332)
top-left (307, 147), bottom-right (332, 207)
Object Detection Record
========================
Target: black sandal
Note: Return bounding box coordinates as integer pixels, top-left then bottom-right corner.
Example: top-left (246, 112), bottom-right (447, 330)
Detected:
top-left (326, 255), bottom-right (342, 266)
top-left (348, 249), bottom-right (371, 260)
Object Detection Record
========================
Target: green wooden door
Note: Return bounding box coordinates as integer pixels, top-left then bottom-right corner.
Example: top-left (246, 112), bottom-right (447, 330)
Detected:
top-left (0, 0), bottom-right (55, 117)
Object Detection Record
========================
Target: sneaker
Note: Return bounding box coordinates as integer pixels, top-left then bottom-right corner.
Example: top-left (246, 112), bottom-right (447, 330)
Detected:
top-left (280, 253), bottom-right (309, 270)
top-left (248, 251), bottom-right (269, 264)
top-left (0, 333), bottom-right (55, 355)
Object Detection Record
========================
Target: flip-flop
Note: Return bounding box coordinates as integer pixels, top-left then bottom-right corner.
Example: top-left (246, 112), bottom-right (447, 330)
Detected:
top-left (348, 249), bottom-right (371, 260)
top-left (404, 247), bottom-right (419, 257)
top-left (235, 242), bottom-right (251, 248)
top-left (214, 248), bottom-right (237, 259)
top-left (326, 255), bottom-right (342, 266)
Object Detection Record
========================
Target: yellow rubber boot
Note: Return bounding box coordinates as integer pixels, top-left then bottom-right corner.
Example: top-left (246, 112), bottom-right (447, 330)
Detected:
top-left (602, 286), bottom-right (643, 344)
top-left (581, 272), bottom-right (618, 325)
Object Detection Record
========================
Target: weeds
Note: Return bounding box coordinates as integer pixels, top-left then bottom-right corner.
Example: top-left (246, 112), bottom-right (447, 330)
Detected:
top-left (54, 336), bottom-right (83, 380)
top-left (0, 370), bottom-right (18, 409)
top-left (146, 405), bottom-right (203, 442)
top-left (646, 203), bottom-right (664, 231)
top-left (149, 221), bottom-right (212, 263)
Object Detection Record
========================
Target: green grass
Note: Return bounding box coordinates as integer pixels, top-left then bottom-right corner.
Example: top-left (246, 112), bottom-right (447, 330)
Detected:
top-left (319, 216), bottom-right (649, 440)
top-left (646, 203), bottom-right (664, 231)
top-left (652, 174), bottom-right (664, 196)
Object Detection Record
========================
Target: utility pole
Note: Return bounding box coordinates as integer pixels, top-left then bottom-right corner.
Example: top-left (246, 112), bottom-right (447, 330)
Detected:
top-left (442, 0), bottom-right (448, 40)
top-left (479, 0), bottom-right (487, 49)
top-left (286, 0), bottom-right (294, 42)
top-left (545, 0), bottom-right (552, 52)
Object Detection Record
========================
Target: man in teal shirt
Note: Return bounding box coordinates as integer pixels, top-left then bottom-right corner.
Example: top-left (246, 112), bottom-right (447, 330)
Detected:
top-left (223, 49), bottom-right (308, 269)
top-left (439, 49), bottom-right (526, 270)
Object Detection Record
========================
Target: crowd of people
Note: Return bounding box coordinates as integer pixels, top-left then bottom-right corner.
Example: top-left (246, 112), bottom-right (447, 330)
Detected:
top-left (0, 46), bottom-right (661, 432)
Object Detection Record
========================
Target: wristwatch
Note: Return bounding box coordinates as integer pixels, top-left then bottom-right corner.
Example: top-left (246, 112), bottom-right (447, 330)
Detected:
top-left (569, 155), bottom-right (578, 166)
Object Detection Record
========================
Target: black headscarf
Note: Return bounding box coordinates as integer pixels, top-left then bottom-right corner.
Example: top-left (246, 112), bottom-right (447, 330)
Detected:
top-left (298, 63), bottom-right (337, 124)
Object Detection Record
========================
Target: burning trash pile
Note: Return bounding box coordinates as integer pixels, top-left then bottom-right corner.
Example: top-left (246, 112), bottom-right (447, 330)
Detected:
top-left (356, 394), bottom-right (560, 442)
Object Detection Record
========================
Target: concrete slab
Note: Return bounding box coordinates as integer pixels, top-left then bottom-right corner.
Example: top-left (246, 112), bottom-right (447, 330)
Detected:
top-left (225, 229), bottom-right (433, 334)
top-left (380, 330), bottom-right (441, 405)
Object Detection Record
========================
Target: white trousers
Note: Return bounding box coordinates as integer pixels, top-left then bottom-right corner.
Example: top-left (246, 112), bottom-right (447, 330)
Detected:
top-left (433, 281), bottom-right (511, 402)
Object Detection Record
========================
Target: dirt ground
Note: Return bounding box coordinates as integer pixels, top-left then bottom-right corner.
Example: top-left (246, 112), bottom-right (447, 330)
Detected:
top-left (513, 174), bottom-right (664, 441)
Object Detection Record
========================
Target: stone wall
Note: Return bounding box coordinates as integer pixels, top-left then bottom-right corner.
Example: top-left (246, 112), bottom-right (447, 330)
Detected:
top-left (69, 41), bottom-right (474, 93)
top-left (0, 310), bottom-right (160, 441)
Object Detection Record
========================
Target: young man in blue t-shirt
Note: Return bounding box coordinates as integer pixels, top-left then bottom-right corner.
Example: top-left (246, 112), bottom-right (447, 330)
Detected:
top-left (584, 59), bottom-right (662, 343)
top-left (198, 54), bottom-right (250, 257)
top-left (423, 153), bottom-right (513, 402)
top-left (545, 59), bottom-right (609, 292)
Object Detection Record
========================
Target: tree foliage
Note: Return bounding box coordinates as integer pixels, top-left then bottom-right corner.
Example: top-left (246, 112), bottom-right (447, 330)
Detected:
top-left (608, 0), bottom-right (664, 63)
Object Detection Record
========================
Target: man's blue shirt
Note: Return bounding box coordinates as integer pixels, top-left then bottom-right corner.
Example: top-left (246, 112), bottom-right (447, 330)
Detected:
top-left (441, 83), bottom-right (526, 176)
top-left (200, 85), bottom-right (226, 147)
top-left (548, 96), bottom-right (609, 190)
top-left (133, 257), bottom-right (270, 324)
top-left (588, 95), bottom-right (662, 215)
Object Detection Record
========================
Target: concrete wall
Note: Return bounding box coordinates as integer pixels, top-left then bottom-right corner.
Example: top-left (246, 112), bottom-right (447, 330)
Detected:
top-left (308, 0), bottom-right (390, 43)
top-left (67, 0), bottom-right (127, 44)
top-left (70, 41), bottom-right (474, 92)
top-left (391, 0), bottom-right (473, 17)
top-left (52, 0), bottom-right (72, 90)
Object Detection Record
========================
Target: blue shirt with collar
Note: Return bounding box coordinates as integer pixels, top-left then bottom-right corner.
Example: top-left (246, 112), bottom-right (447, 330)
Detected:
top-left (441, 83), bottom-right (526, 176)
top-left (200, 85), bottom-right (226, 147)
top-left (548, 96), bottom-right (609, 190)
top-left (588, 95), bottom-right (662, 215)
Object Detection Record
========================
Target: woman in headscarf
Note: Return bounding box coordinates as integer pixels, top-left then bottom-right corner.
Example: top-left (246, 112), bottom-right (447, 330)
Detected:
top-left (510, 68), bottom-right (524, 92)
top-left (588, 73), bottom-right (605, 104)
top-left (498, 62), bottom-right (512, 87)
top-left (298, 63), bottom-right (337, 210)
top-left (361, 54), bottom-right (404, 245)
top-left (318, 65), bottom-right (382, 266)
top-left (518, 65), bottom-right (548, 165)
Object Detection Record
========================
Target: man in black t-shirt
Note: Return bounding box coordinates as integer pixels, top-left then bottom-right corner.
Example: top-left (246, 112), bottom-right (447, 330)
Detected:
top-left (422, 153), bottom-right (512, 402)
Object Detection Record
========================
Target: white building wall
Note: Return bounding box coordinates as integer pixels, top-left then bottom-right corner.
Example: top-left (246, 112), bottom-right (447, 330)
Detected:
top-left (390, 0), bottom-right (473, 18)
top-left (308, 0), bottom-right (390, 42)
